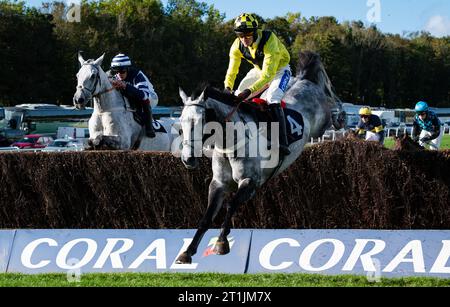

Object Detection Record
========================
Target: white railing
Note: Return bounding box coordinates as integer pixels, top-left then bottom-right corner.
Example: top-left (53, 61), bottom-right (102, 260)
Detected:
top-left (0, 147), bottom-right (20, 152)
top-left (310, 130), bottom-right (348, 144)
top-left (0, 147), bottom-right (84, 153)
top-left (385, 127), bottom-right (414, 138)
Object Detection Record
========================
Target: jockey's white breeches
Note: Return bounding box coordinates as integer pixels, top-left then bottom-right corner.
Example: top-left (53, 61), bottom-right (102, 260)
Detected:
top-left (237, 65), bottom-right (292, 105)
top-left (366, 131), bottom-right (382, 143)
top-left (419, 128), bottom-right (443, 151)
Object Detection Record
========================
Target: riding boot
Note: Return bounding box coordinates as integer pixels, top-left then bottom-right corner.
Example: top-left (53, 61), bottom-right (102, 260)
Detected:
top-left (143, 105), bottom-right (156, 138)
top-left (269, 103), bottom-right (291, 156)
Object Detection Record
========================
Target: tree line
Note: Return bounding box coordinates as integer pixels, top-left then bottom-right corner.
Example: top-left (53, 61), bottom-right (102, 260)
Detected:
top-left (1, 0), bottom-right (449, 108)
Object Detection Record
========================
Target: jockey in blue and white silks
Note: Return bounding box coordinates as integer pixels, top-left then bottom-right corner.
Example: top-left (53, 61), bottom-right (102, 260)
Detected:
top-left (110, 53), bottom-right (158, 138)
top-left (412, 101), bottom-right (442, 150)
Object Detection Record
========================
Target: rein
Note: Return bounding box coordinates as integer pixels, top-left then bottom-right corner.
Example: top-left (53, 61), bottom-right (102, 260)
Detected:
top-left (80, 63), bottom-right (130, 111)
top-left (224, 83), bottom-right (270, 122)
top-left (93, 86), bottom-right (115, 98)
top-left (82, 63), bottom-right (115, 98)
top-left (224, 99), bottom-right (245, 122)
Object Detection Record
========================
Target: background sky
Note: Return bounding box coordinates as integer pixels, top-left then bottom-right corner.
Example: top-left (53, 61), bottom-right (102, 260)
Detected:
top-left (26, 0), bottom-right (450, 37)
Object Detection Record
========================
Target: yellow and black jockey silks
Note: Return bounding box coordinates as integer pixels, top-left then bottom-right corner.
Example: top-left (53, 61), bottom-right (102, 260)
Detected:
top-left (224, 29), bottom-right (290, 93)
top-left (239, 30), bottom-right (272, 69)
top-left (356, 114), bottom-right (384, 134)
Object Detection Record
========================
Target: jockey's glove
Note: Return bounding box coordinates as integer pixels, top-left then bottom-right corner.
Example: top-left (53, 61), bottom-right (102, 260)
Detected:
top-left (224, 87), bottom-right (233, 95)
top-left (236, 89), bottom-right (251, 102)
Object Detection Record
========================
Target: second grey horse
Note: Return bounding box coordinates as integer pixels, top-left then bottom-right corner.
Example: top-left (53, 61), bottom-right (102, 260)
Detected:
top-left (73, 53), bottom-right (175, 151)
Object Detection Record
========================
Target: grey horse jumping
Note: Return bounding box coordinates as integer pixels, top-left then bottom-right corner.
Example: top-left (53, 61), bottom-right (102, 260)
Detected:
top-left (176, 51), bottom-right (346, 264)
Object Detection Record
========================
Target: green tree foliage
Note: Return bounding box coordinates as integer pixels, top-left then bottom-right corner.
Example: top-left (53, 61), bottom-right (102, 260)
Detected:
top-left (0, 1), bottom-right (63, 106)
top-left (0, 0), bottom-right (449, 108)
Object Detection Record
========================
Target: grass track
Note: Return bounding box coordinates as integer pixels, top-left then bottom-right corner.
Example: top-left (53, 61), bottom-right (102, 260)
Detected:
top-left (384, 134), bottom-right (450, 149)
top-left (0, 273), bottom-right (449, 287)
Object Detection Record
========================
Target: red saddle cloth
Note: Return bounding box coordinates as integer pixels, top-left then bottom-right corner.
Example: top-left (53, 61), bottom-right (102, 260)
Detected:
top-left (251, 98), bottom-right (287, 109)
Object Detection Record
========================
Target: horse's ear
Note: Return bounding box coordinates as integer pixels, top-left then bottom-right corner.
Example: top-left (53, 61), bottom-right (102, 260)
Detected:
top-left (94, 53), bottom-right (105, 66)
top-left (179, 88), bottom-right (188, 104)
top-left (78, 51), bottom-right (85, 65)
top-left (198, 92), bottom-right (205, 102)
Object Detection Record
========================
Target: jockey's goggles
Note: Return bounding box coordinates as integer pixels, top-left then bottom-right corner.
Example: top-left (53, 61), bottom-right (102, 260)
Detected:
top-left (360, 115), bottom-right (370, 119)
top-left (112, 68), bottom-right (128, 74)
top-left (236, 32), bottom-right (254, 38)
top-left (417, 112), bottom-right (427, 116)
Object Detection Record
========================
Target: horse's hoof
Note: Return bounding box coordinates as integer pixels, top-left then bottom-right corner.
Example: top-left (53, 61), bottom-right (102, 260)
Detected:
top-left (176, 252), bottom-right (192, 264)
top-left (213, 240), bottom-right (230, 255)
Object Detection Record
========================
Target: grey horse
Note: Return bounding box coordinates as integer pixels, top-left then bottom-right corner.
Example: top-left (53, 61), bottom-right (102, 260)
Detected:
top-left (73, 53), bottom-right (175, 151)
top-left (176, 51), bottom-right (346, 264)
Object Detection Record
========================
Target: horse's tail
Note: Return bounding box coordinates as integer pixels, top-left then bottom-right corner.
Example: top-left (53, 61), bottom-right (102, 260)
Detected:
top-left (297, 51), bottom-right (346, 129)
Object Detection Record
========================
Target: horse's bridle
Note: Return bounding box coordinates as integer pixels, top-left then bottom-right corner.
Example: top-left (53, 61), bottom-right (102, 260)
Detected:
top-left (78, 63), bottom-right (114, 102)
top-left (181, 103), bottom-right (206, 151)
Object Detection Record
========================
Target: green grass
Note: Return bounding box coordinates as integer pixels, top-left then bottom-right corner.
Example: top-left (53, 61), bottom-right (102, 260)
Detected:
top-left (0, 273), bottom-right (449, 287)
top-left (384, 134), bottom-right (450, 150)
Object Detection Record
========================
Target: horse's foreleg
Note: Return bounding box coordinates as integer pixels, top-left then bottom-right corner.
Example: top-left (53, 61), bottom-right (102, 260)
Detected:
top-left (214, 178), bottom-right (257, 255)
top-left (101, 135), bottom-right (123, 149)
top-left (85, 135), bottom-right (103, 150)
top-left (176, 179), bottom-right (227, 264)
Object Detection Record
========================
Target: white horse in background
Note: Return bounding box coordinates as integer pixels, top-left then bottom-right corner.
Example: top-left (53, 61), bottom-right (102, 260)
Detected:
top-left (73, 53), bottom-right (177, 151)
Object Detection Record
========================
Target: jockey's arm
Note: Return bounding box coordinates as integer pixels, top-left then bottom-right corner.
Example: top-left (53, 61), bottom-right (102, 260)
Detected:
top-left (224, 39), bottom-right (242, 91)
top-left (429, 116), bottom-right (442, 140)
top-left (125, 72), bottom-right (158, 105)
top-left (429, 129), bottom-right (441, 141)
top-left (249, 35), bottom-right (280, 93)
top-left (372, 116), bottom-right (384, 143)
top-left (355, 121), bottom-right (365, 135)
top-left (375, 127), bottom-right (385, 144)
top-left (412, 120), bottom-right (421, 140)
top-left (124, 83), bottom-right (147, 101)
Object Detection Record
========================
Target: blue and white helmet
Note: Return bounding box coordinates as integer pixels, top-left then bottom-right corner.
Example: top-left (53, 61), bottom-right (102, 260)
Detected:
top-left (110, 53), bottom-right (132, 70)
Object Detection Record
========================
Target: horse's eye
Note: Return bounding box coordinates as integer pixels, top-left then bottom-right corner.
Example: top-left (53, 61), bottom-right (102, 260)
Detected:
top-left (179, 129), bottom-right (183, 135)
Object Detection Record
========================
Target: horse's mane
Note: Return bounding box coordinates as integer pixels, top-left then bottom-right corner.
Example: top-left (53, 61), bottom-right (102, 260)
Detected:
top-left (190, 82), bottom-right (237, 107)
top-left (297, 51), bottom-right (341, 104)
top-left (204, 86), bottom-right (236, 106)
top-left (394, 134), bottom-right (424, 151)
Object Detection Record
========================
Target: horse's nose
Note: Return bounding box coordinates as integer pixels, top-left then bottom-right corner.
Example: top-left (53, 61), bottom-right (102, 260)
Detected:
top-left (77, 97), bottom-right (85, 104)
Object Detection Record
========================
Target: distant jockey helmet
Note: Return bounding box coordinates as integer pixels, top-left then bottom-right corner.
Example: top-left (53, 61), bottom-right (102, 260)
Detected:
top-left (359, 107), bottom-right (372, 116)
top-left (415, 101), bottom-right (429, 113)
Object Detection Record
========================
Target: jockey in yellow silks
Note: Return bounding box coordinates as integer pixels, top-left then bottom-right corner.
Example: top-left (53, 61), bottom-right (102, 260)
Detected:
top-left (224, 13), bottom-right (292, 156)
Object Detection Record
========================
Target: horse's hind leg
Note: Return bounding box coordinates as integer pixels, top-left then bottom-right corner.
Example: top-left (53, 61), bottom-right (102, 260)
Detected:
top-left (214, 178), bottom-right (257, 255)
top-left (176, 179), bottom-right (227, 264)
